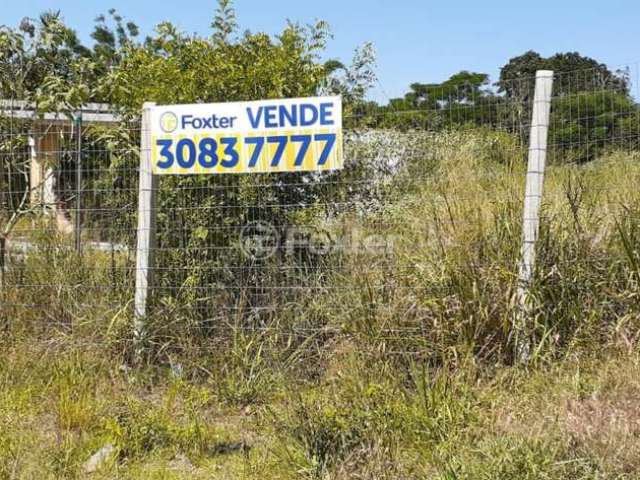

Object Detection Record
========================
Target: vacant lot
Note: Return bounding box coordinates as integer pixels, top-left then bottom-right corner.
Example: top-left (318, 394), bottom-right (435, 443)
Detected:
top-left (2, 132), bottom-right (640, 479)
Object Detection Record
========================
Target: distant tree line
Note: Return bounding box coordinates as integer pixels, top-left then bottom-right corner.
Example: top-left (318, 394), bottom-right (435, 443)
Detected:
top-left (351, 51), bottom-right (637, 162)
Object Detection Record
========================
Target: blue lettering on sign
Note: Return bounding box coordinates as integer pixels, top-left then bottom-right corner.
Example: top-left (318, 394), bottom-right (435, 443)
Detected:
top-left (182, 114), bottom-right (237, 129)
top-left (264, 106), bottom-right (278, 128)
top-left (155, 133), bottom-right (338, 171)
top-left (280, 105), bottom-right (297, 126)
top-left (299, 104), bottom-right (318, 126)
top-left (319, 103), bottom-right (334, 125)
top-left (246, 102), bottom-right (335, 129)
top-left (246, 108), bottom-right (263, 129)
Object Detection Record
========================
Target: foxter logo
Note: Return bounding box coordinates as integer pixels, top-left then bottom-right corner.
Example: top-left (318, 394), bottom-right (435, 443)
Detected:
top-left (159, 112), bottom-right (178, 133)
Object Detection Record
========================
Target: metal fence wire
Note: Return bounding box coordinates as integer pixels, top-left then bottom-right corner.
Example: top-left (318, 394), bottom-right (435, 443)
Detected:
top-left (1, 66), bottom-right (639, 362)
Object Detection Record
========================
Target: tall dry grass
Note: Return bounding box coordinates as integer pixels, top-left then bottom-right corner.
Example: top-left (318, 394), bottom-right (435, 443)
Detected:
top-left (1, 129), bottom-right (640, 478)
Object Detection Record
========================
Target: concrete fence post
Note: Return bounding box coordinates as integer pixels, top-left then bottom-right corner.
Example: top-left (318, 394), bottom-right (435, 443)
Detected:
top-left (516, 70), bottom-right (554, 362)
top-left (75, 112), bottom-right (83, 253)
top-left (134, 102), bottom-right (158, 350)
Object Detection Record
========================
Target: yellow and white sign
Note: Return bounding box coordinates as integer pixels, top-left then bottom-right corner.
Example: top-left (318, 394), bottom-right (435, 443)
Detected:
top-left (150, 96), bottom-right (342, 175)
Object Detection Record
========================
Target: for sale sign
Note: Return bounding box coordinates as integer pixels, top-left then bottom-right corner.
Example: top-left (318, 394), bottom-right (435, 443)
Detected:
top-left (149, 96), bottom-right (342, 175)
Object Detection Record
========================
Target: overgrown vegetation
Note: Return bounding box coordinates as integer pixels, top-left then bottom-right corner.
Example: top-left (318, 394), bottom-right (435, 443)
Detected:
top-left (2, 2), bottom-right (640, 478)
top-left (1, 131), bottom-right (640, 477)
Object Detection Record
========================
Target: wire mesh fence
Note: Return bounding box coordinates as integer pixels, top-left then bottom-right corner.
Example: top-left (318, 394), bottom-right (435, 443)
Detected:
top-left (1, 66), bottom-right (639, 365)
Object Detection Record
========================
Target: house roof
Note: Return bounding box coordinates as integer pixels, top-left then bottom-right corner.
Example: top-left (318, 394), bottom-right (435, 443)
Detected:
top-left (0, 100), bottom-right (120, 124)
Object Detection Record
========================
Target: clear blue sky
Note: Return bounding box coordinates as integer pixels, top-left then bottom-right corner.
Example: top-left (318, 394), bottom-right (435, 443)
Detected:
top-left (3, 0), bottom-right (640, 102)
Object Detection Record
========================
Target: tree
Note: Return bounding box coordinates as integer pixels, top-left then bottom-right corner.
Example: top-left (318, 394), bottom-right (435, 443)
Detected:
top-left (0, 12), bottom-right (91, 106)
top-left (84, 2), bottom-right (381, 323)
top-left (0, 12), bottom-right (94, 281)
top-left (359, 71), bottom-right (498, 130)
top-left (407, 71), bottom-right (490, 108)
top-left (0, 0), bottom-right (387, 335)
top-left (0, 9), bottom-right (142, 110)
top-left (211, 0), bottom-right (237, 44)
top-left (321, 41), bottom-right (377, 108)
top-left (91, 9), bottom-right (140, 76)
top-left (498, 51), bottom-right (628, 98)
top-left (498, 51), bottom-right (637, 162)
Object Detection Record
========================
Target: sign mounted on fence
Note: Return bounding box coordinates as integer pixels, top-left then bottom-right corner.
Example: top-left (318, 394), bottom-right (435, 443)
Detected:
top-left (149, 96), bottom-right (342, 175)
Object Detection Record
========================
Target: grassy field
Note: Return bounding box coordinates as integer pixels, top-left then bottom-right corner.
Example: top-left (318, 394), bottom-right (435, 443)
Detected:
top-left (2, 341), bottom-right (640, 478)
top-left (1, 131), bottom-right (640, 479)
